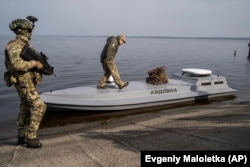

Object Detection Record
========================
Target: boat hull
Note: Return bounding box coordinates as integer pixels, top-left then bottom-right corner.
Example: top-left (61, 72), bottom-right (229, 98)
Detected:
top-left (40, 75), bottom-right (237, 111)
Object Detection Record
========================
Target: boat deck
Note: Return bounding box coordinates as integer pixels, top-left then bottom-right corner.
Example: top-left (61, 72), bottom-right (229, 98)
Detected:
top-left (40, 76), bottom-right (236, 111)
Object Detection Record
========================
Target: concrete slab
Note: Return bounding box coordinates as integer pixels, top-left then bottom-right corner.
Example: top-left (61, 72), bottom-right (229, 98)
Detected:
top-left (1, 103), bottom-right (250, 167)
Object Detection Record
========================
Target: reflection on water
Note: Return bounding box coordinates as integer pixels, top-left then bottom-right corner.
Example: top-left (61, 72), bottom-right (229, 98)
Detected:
top-left (0, 36), bottom-right (250, 138)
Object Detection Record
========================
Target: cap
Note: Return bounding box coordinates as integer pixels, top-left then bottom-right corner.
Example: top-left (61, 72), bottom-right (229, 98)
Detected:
top-left (117, 34), bottom-right (126, 43)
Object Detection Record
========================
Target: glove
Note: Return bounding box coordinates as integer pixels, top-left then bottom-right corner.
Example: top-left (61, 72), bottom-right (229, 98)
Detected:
top-left (36, 61), bottom-right (44, 70)
top-left (30, 60), bottom-right (44, 70)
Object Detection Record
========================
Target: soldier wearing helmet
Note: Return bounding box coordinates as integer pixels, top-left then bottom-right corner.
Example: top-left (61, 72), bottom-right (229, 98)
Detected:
top-left (4, 16), bottom-right (46, 148)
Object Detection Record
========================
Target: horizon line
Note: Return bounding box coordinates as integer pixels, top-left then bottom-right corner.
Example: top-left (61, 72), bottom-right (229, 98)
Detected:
top-left (1, 34), bottom-right (250, 39)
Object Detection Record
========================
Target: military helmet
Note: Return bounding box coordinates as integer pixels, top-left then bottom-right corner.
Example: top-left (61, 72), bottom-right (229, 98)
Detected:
top-left (9, 19), bottom-right (33, 32)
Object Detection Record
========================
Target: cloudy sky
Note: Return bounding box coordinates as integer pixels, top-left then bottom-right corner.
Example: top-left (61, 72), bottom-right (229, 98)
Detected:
top-left (0, 0), bottom-right (249, 37)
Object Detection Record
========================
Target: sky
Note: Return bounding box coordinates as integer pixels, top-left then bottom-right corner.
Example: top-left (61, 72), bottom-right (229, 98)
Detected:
top-left (0, 0), bottom-right (249, 37)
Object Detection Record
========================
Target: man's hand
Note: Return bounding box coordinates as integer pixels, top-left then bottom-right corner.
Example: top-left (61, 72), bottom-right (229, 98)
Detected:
top-left (31, 60), bottom-right (44, 70)
top-left (36, 61), bottom-right (44, 70)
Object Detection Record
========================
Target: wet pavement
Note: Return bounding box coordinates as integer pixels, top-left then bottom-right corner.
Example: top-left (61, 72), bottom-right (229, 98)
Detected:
top-left (0, 103), bottom-right (250, 167)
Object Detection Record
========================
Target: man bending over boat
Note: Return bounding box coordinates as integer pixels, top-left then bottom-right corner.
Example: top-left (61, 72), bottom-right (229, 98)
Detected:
top-left (97, 35), bottom-right (129, 89)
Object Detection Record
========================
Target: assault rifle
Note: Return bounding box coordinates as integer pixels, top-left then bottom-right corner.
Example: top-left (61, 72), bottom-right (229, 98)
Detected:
top-left (21, 44), bottom-right (54, 75)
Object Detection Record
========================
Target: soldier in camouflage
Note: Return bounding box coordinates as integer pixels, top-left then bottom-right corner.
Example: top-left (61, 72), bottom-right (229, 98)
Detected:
top-left (97, 35), bottom-right (129, 89)
top-left (4, 17), bottom-right (47, 148)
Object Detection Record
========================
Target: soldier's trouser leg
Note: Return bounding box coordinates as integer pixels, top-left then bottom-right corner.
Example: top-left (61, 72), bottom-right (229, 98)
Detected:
top-left (107, 61), bottom-right (125, 87)
top-left (97, 63), bottom-right (110, 87)
top-left (27, 95), bottom-right (46, 139)
top-left (17, 99), bottom-right (30, 138)
top-left (16, 84), bottom-right (46, 139)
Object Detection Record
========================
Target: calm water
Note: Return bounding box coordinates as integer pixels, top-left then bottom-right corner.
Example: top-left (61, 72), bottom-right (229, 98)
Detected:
top-left (1, 35), bottom-right (250, 139)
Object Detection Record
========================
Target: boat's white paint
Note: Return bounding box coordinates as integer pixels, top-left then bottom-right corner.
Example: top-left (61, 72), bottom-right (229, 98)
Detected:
top-left (182, 68), bottom-right (212, 75)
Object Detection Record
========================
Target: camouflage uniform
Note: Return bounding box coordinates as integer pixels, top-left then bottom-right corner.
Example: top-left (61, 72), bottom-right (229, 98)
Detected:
top-left (4, 18), bottom-right (46, 147)
top-left (97, 35), bottom-right (128, 88)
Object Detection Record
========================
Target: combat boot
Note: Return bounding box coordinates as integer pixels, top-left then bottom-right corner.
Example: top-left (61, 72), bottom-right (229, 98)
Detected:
top-left (26, 138), bottom-right (42, 148)
top-left (17, 137), bottom-right (27, 145)
top-left (119, 82), bottom-right (129, 89)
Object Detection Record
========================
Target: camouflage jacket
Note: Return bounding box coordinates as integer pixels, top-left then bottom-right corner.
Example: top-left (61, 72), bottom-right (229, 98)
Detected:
top-left (100, 36), bottom-right (119, 63)
top-left (5, 35), bottom-right (34, 73)
top-left (4, 35), bottom-right (42, 85)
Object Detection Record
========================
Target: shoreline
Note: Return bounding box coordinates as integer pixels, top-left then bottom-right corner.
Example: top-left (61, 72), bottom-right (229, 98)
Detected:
top-left (1, 103), bottom-right (249, 166)
top-left (1, 101), bottom-right (249, 140)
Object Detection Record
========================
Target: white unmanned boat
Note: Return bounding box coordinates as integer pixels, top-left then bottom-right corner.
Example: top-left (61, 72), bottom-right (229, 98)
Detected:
top-left (40, 68), bottom-right (237, 111)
